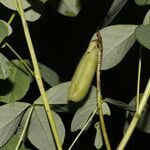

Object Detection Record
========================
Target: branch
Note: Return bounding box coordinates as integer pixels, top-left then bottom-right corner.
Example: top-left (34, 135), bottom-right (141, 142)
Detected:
top-left (117, 78), bottom-right (150, 150)
top-left (16, 0), bottom-right (62, 149)
top-left (96, 32), bottom-right (111, 150)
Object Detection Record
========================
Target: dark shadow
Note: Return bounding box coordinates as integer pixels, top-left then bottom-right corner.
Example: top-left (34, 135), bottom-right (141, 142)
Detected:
top-left (0, 79), bottom-right (13, 95)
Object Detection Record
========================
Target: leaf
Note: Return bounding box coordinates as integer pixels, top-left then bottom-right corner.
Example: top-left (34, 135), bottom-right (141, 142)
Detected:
top-left (0, 0), bottom-right (30, 10)
top-left (102, 102), bottom-right (111, 116)
top-left (126, 94), bottom-right (150, 133)
top-left (38, 0), bottom-right (47, 3)
top-left (135, 24), bottom-right (150, 49)
top-left (24, 0), bottom-right (45, 22)
top-left (38, 62), bottom-right (60, 87)
top-left (0, 60), bottom-right (31, 103)
top-left (135, 0), bottom-right (150, 6)
top-left (0, 102), bottom-right (30, 147)
top-left (47, 0), bottom-right (81, 16)
top-left (24, 9), bottom-right (41, 22)
top-left (28, 106), bottom-right (65, 150)
top-left (34, 82), bottom-right (70, 105)
top-left (0, 0), bottom-right (43, 22)
top-left (143, 9), bottom-right (150, 25)
top-left (19, 148), bottom-right (31, 150)
top-left (104, 98), bottom-right (135, 112)
top-left (94, 122), bottom-right (103, 149)
top-left (71, 87), bottom-right (111, 132)
top-left (0, 19), bottom-right (12, 47)
top-left (103, 0), bottom-right (128, 27)
top-left (0, 134), bottom-right (20, 150)
top-left (0, 53), bottom-right (11, 80)
top-left (92, 25), bottom-right (137, 70)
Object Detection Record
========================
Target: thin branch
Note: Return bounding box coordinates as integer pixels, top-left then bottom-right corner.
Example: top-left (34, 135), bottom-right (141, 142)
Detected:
top-left (8, 12), bottom-right (16, 25)
top-left (136, 46), bottom-right (142, 111)
top-left (68, 107), bottom-right (98, 150)
top-left (96, 32), bottom-right (111, 150)
top-left (6, 43), bottom-right (34, 76)
top-left (15, 106), bottom-right (34, 150)
top-left (117, 78), bottom-right (150, 150)
top-left (16, 0), bottom-right (62, 149)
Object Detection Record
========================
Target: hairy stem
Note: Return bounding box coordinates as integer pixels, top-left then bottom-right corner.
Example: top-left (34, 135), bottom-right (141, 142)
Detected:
top-left (96, 32), bottom-right (111, 150)
top-left (15, 106), bottom-right (33, 150)
top-left (117, 78), bottom-right (150, 150)
top-left (16, 0), bottom-right (62, 149)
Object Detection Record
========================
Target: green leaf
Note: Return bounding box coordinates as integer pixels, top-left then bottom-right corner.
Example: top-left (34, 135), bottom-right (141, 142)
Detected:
top-left (0, 53), bottom-right (11, 80)
top-left (2, 108), bottom-right (33, 150)
top-left (19, 148), bottom-right (31, 150)
top-left (47, 0), bottom-right (81, 16)
top-left (101, 102), bottom-right (111, 116)
top-left (125, 94), bottom-right (150, 134)
top-left (92, 25), bottom-right (137, 70)
top-left (34, 82), bottom-right (70, 105)
top-left (94, 122), bottom-right (103, 149)
top-left (0, 102), bottom-right (30, 147)
top-left (38, 62), bottom-right (60, 87)
top-left (24, 9), bottom-right (41, 22)
top-left (24, 0), bottom-right (45, 22)
top-left (135, 24), bottom-right (150, 49)
top-left (0, 0), bottom-right (30, 10)
top-left (0, 60), bottom-right (31, 103)
top-left (38, 0), bottom-right (47, 3)
top-left (0, 134), bottom-right (20, 150)
top-left (143, 9), bottom-right (150, 25)
top-left (135, 0), bottom-right (150, 6)
top-left (0, 0), bottom-right (43, 22)
top-left (28, 106), bottom-right (65, 150)
top-left (71, 87), bottom-right (111, 132)
top-left (0, 19), bottom-right (12, 47)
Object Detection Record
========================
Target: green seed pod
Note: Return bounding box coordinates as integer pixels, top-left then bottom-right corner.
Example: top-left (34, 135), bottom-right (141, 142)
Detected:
top-left (68, 40), bottom-right (100, 102)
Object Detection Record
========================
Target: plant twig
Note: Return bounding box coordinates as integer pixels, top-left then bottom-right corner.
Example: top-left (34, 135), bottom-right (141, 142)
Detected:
top-left (8, 12), bottom-right (16, 24)
top-left (96, 32), bottom-right (111, 150)
top-left (117, 78), bottom-right (150, 150)
top-left (15, 106), bottom-right (34, 150)
top-left (16, 0), bottom-right (62, 149)
top-left (136, 46), bottom-right (142, 111)
top-left (6, 43), bottom-right (34, 76)
top-left (68, 107), bottom-right (98, 150)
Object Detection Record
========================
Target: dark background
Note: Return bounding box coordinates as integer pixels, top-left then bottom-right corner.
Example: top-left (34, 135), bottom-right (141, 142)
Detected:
top-left (0, 0), bottom-right (150, 149)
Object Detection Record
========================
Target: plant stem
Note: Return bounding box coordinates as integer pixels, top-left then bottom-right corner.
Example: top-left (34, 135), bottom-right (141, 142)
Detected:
top-left (68, 107), bottom-right (98, 150)
top-left (15, 106), bottom-right (34, 150)
top-left (117, 78), bottom-right (150, 150)
top-left (6, 43), bottom-right (34, 76)
top-left (136, 46), bottom-right (142, 111)
top-left (8, 12), bottom-right (16, 24)
top-left (16, 0), bottom-right (62, 149)
top-left (96, 32), bottom-right (111, 150)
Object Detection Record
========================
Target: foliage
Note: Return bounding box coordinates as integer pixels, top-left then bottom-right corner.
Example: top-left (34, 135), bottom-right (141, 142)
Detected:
top-left (0, 0), bottom-right (149, 150)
